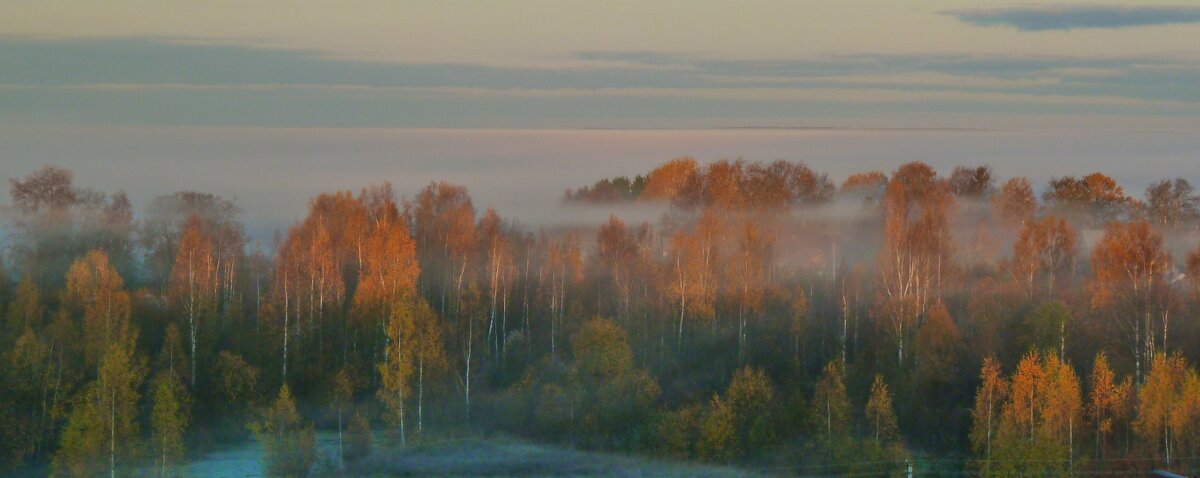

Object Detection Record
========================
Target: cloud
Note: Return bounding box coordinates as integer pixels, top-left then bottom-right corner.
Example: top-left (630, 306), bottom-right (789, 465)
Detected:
top-left (3, 37), bottom-right (1200, 128)
top-left (946, 4), bottom-right (1200, 31)
top-left (573, 51), bottom-right (689, 67)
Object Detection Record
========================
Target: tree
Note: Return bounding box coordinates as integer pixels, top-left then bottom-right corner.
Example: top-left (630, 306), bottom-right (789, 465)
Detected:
top-left (573, 317), bottom-right (633, 381)
top-left (141, 191), bottom-right (245, 294)
top-left (455, 285), bottom-right (484, 424)
top-left (353, 209), bottom-right (420, 381)
top-left (916, 302), bottom-right (965, 386)
top-left (1021, 301), bottom-right (1074, 358)
top-left (697, 396), bottom-right (737, 463)
top-left (1043, 173), bottom-right (1131, 226)
top-left (330, 368), bottom-right (353, 470)
top-left (571, 318), bottom-right (660, 448)
top-left (8, 165), bottom-right (122, 289)
top-left (155, 323), bottom-right (189, 387)
top-left (543, 233), bottom-right (582, 356)
top-left (10, 165), bottom-right (77, 214)
top-left (790, 287), bottom-right (810, 367)
top-left (641, 157), bottom-right (699, 201)
top-left (948, 165), bottom-right (994, 198)
top-left (764, 160), bottom-right (835, 205)
top-left (168, 216), bottom-right (217, 389)
top-left (989, 351), bottom-right (1082, 476)
top-left (866, 375), bottom-right (900, 447)
top-left (477, 208), bottom-right (513, 361)
top-left (64, 250), bottom-right (132, 372)
top-left (150, 370), bottom-right (189, 478)
top-left (916, 302), bottom-right (967, 448)
top-left (54, 340), bottom-right (146, 478)
top-left (3, 327), bottom-right (49, 466)
top-left (5, 279), bottom-right (43, 338)
top-left (658, 403), bottom-right (703, 459)
top-left (841, 171), bottom-right (888, 205)
top-left (1143, 178), bottom-right (1199, 229)
top-left (842, 171), bottom-right (887, 190)
top-left (725, 367), bottom-right (777, 456)
top-left (1136, 354), bottom-right (1188, 468)
top-left (809, 360), bottom-right (852, 461)
top-left (970, 357), bottom-right (1007, 470)
top-left (1088, 352), bottom-right (1129, 462)
top-left (1173, 369), bottom-right (1200, 464)
top-left (271, 198), bottom-right (355, 387)
top-left (1039, 354), bottom-right (1083, 472)
top-left (877, 162), bottom-right (954, 363)
top-left (377, 300), bottom-right (417, 446)
top-left (1011, 216), bottom-right (1077, 298)
top-left (595, 216), bottom-right (639, 326)
top-left (562, 175), bottom-right (646, 203)
top-left (250, 385), bottom-right (316, 478)
top-left (412, 181), bottom-right (476, 319)
top-left (1190, 244), bottom-right (1200, 300)
top-left (212, 351), bottom-right (260, 418)
top-left (1090, 220), bottom-right (1171, 383)
top-left (993, 177), bottom-right (1036, 227)
top-left (668, 211), bottom-right (720, 352)
top-left (993, 351), bottom-right (1043, 474)
top-left (411, 302), bottom-right (447, 434)
top-left (727, 221), bottom-right (769, 363)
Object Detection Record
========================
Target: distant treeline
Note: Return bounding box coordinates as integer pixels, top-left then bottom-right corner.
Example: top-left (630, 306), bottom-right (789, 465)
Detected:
top-left (562, 157), bottom-right (837, 207)
top-left (2, 159), bottom-right (1200, 477)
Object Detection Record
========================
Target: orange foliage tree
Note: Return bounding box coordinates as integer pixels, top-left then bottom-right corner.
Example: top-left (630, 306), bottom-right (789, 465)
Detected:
top-left (168, 216), bottom-right (217, 388)
top-left (1043, 173), bottom-right (1131, 226)
top-left (1010, 215), bottom-right (1076, 299)
top-left (1089, 220), bottom-right (1171, 383)
top-left (877, 162), bottom-right (954, 363)
top-left (993, 177), bottom-right (1037, 228)
top-left (641, 157), bottom-right (699, 201)
top-left (668, 210), bottom-right (721, 352)
top-left (65, 250), bottom-right (132, 372)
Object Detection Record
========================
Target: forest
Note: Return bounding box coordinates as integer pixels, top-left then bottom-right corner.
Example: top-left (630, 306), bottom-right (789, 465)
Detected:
top-left (2, 158), bottom-right (1200, 477)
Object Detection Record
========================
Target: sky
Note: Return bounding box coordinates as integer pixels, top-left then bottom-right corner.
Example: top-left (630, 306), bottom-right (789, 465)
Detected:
top-left (4, 0), bottom-right (1200, 129)
top-left (2, 1), bottom-right (1199, 236)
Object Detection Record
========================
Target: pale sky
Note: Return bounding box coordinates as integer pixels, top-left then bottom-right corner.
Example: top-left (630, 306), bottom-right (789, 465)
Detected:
top-left (4, 0), bottom-right (1200, 128)
top-left (3, 1), bottom-right (1200, 235)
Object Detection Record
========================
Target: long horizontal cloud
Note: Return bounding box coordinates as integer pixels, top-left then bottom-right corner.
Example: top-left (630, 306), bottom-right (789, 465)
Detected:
top-left (3, 37), bottom-right (1200, 127)
top-left (946, 4), bottom-right (1200, 31)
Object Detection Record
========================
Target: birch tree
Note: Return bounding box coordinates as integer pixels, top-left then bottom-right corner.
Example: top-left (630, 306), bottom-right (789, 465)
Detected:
top-left (168, 216), bottom-right (216, 389)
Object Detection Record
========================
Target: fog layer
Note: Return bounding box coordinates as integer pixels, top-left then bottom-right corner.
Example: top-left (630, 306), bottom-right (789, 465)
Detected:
top-left (2, 126), bottom-right (1196, 241)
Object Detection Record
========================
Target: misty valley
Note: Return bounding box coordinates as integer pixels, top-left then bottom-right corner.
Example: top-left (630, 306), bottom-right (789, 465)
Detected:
top-left (1, 159), bottom-right (1200, 477)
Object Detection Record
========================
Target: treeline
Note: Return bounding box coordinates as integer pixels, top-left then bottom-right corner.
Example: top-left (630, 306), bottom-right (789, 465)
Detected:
top-left (1, 159), bottom-right (1200, 476)
top-left (562, 157), bottom-right (835, 207)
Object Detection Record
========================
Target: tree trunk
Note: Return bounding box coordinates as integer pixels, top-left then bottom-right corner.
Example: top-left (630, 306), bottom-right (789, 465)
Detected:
top-left (399, 380), bottom-right (406, 446)
top-left (283, 276), bottom-right (290, 383)
top-left (418, 356), bottom-right (425, 433)
top-left (338, 406), bottom-right (344, 471)
top-left (110, 388), bottom-right (116, 478)
top-left (464, 315), bottom-right (473, 425)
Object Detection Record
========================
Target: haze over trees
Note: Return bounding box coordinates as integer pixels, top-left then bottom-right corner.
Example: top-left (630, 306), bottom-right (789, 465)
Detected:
top-left (2, 160), bottom-right (1200, 475)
